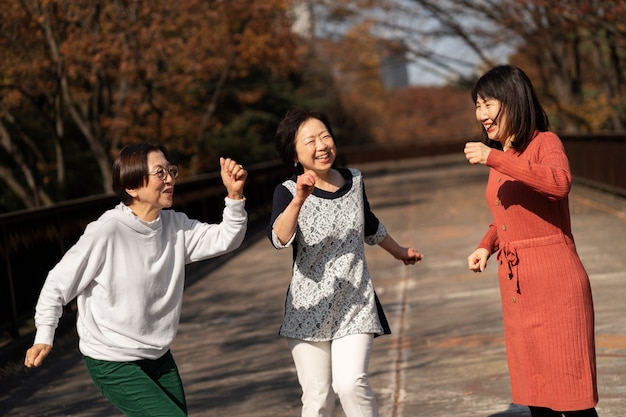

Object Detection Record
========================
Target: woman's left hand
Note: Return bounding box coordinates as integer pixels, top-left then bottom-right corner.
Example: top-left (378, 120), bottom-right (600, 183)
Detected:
top-left (220, 157), bottom-right (247, 200)
top-left (399, 247), bottom-right (423, 265)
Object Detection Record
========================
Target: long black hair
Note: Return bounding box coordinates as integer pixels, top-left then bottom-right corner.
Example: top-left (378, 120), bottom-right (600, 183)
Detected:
top-left (471, 64), bottom-right (549, 152)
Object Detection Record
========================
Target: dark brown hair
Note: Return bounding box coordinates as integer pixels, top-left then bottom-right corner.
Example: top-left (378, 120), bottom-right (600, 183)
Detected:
top-left (112, 142), bottom-right (169, 205)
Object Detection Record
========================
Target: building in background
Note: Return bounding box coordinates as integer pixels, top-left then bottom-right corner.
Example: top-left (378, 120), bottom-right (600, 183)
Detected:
top-left (378, 39), bottom-right (409, 89)
top-left (289, 1), bottom-right (409, 90)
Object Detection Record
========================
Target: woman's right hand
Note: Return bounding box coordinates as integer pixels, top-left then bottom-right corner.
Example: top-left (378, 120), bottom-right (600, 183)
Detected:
top-left (272, 171), bottom-right (317, 245)
top-left (464, 142), bottom-right (491, 165)
top-left (294, 171), bottom-right (317, 203)
top-left (24, 343), bottom-right (52, 368)
top-left (468, 248), bottom-right (490, 272)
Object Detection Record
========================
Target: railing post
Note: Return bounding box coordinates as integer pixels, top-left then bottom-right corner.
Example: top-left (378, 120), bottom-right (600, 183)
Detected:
top-left (1, 223), bottom-right (19, 340)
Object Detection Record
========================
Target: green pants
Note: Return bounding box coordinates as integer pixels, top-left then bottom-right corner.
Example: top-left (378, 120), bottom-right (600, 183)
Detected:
top-left (83, 350), bottom-right (188, 417)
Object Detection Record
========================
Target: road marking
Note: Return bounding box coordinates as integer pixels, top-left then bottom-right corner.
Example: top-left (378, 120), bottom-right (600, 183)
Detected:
top-left (391, 266), bottom-right (410, 417)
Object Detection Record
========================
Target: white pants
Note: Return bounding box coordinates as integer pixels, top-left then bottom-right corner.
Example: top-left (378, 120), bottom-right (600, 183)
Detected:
top-left (288, 334), bottom-right (379, 417)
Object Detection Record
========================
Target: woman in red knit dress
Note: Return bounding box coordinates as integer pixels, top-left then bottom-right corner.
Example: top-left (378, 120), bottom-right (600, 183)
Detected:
top-left (464, 65), bottom-right (599, 417)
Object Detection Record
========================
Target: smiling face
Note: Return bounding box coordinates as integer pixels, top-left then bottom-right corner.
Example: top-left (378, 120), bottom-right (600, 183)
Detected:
top-left (475, 94), bottom-right (515, 150)
top-left (475, 95), bottom-right (509, 142)
top-left (126, 150), bottom-right (176, 221)
top-left (293, 117), bottom-right (336, 175)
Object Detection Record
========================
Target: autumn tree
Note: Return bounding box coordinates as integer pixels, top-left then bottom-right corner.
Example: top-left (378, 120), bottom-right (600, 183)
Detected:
top-left (304, 0), bottom-right (626, 133)
top-left (502, 0), bottom-right (626, 132)
top-left (0, 0), bottom-right (299, 210)
top-left (285, 0), bottom-right (482, 145)
top-left (408, 0), bottom-right (626, 132)
top-left (384, 86), bottom-right (478, 143)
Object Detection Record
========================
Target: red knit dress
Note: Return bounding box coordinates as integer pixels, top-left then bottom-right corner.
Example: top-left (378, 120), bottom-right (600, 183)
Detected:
top-left (477, 131), bottom-right (598, 411)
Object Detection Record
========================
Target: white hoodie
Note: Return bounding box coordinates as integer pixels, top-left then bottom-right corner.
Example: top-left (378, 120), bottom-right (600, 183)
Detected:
top-left (34, 199), bottom-right (247, 361)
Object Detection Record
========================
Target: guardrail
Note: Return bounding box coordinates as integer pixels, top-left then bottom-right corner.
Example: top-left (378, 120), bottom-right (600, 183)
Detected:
top-left (562, 133), bottom-right (626, 196)
top-left (1, 135), bottom-right (624, 361)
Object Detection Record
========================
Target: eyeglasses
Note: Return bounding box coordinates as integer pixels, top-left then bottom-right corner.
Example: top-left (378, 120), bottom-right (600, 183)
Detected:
top-left (149, 165), bottom-right (179, 181)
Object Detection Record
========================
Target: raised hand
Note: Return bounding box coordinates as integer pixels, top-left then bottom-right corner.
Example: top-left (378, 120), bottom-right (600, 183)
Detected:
top-left (294, 170), bottom-right (317, 204)
top-left (220, 157), bottom-right (247, 200)
top-left (464, 141), bottom-right (491, 165)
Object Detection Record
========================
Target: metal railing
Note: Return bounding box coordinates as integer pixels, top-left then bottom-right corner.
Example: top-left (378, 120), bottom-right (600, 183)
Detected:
top-left (562, 133), bottom-right (626, 196)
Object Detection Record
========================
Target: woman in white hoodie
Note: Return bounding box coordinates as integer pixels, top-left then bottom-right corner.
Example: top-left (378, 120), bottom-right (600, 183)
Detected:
top-left (24, 142), bottom-right (248, 417)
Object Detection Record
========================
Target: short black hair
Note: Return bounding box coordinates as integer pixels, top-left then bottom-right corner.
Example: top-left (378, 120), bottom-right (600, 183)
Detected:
top-left (275, 107), bottom-right (336, 174)
top-left (112, 142), bottom-right (169, 205)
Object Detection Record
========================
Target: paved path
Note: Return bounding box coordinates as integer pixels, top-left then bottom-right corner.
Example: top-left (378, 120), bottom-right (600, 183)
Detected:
top-left (1, 155), bottom-right (624, 417)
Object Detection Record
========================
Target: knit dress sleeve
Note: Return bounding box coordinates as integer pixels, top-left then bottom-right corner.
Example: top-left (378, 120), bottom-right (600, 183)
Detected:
top-left (477, 223), bottom-right (500, 254)
top-left (486, 131), bottom-right (572, 200)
